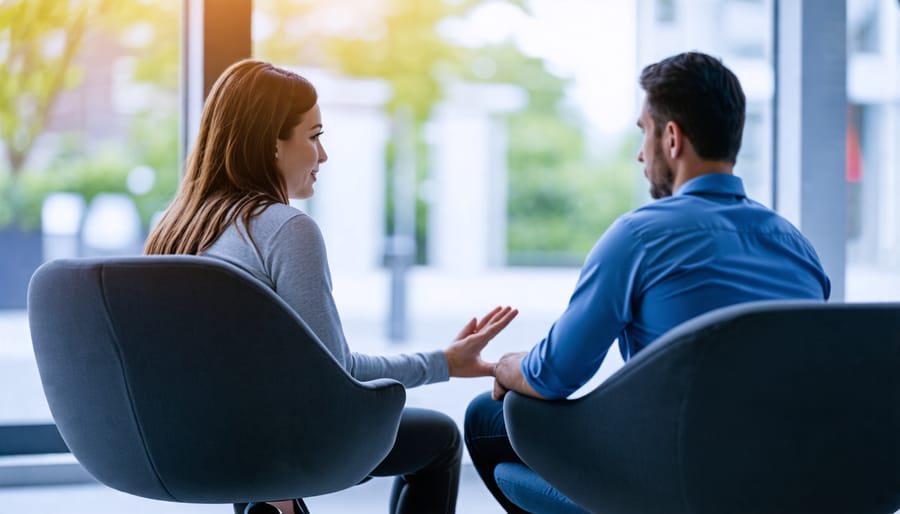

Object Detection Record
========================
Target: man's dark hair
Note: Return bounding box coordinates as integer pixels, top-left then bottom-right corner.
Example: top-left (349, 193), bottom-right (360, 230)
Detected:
top-left (639, 51), bottom-right (746, 164)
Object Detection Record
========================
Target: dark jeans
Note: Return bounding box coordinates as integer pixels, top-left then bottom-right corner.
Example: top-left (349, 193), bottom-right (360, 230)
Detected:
top-left (464, 391), bottom-right (529, 514)
top-left (235, 407), bottom-right (461, 514)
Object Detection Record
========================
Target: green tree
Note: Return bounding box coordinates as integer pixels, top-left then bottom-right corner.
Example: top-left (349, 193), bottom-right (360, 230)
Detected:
top-left (507, 131), bottom-right (636, 265)
top-left (255, 1), bottom-right (555, 263)
top-left (265, 1), bottom-right (637, 265)
top-left (0, 0), bottom-right (179, 229)
top-left (0, 0), bottom-right (99, 177)
top-left (464, 42), bottom-right (635, 264)
top-left (256, 0), bottom-right (527, 121)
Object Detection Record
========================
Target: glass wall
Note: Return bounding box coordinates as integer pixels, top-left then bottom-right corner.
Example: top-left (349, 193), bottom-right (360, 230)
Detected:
top-left (845, 0), bottom-right (900, 300)
top-left (0, 1), bottom-right (180, 424)
top-left (248, 0), bottom-right (639, 433)
top-left (637, 0), bottom-right (775, 205)
top-left (2, 1), bottom-right (897, 506)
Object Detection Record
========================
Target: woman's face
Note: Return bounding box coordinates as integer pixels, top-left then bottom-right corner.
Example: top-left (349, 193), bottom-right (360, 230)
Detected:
top-left (276, 103), bottom-right (328, 199)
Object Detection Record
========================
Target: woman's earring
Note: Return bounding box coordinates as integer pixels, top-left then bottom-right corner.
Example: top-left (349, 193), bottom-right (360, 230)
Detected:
top-left (275, 149), bottom-right (279, 159)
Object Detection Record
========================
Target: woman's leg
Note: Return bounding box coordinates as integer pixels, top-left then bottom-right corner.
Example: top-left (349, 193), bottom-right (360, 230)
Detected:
top-left (369, 407), bottom-right (462, 514)
top-left (463, 391), bottom-right (529, 514)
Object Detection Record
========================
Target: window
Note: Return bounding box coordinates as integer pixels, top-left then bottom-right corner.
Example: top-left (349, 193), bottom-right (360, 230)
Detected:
top-left (0, 0), bottom-right (180, 427)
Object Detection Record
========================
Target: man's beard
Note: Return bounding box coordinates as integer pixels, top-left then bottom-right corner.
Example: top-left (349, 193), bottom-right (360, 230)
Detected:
top-left (649, 170), bottom-right (674, 199)
top-left (648, 144), bottom-right (674, 199)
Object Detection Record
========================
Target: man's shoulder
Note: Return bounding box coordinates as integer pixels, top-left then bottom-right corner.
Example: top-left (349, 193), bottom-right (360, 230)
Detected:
top-left (618, 195), bottom-right (800, 240)
top-left (617, 196), bottom-right (695, 231)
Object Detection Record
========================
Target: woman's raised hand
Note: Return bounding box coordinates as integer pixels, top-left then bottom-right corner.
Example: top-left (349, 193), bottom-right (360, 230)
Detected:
top-left (444, 306), bottom-right (518, 378)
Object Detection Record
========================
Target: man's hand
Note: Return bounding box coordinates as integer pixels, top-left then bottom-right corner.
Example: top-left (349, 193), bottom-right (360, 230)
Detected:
top-left (492, 376), bottom-right (509, 400)
top-left (492, 351), bottom-right (545, 400)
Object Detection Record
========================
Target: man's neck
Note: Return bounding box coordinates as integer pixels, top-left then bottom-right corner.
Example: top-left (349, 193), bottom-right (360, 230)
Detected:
top-left (672, 158), bottom-right (734, 193)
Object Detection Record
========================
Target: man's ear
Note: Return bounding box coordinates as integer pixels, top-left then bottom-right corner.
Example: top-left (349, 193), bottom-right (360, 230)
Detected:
top-left (664, 121), bottom-right (683, 159)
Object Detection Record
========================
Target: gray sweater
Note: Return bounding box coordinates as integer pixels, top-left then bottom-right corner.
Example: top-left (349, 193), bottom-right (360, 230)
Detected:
top-left (204, 203), bottom-right (449, 387)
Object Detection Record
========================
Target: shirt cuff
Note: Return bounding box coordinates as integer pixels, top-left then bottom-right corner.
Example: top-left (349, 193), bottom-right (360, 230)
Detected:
top-left (426, 349), bottom-right (450, 383)
top-left (521, 350), bottom-right (570, 400)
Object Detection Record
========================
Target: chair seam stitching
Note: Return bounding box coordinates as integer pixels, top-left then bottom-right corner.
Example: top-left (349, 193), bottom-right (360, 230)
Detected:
top-left (676, 331), bottom-right (707, 514)
top-left (98, 263), bottom-right (176, 501)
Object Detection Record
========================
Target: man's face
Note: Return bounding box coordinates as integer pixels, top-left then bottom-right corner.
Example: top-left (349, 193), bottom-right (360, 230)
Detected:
top-left (636, 100), bottom-right (674, 199)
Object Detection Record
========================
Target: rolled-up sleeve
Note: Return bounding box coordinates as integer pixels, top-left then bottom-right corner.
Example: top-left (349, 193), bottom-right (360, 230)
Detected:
top-left (522, 217), bottom-right (645, 399)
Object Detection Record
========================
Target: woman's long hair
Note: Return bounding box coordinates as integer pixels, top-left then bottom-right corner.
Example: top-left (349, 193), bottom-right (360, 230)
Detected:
top-left (144, 60), bottom-right (317, 255)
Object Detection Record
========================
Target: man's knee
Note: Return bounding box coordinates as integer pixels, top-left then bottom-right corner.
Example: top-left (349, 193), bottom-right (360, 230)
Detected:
top-left (464, 390), bottom-right (503, 441)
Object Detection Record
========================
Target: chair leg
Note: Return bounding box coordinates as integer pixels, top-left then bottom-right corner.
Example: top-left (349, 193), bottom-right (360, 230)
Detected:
top-left (233, 499), bottom-right (309, 514)
top-left (294, 499), bottom-right (310, 514)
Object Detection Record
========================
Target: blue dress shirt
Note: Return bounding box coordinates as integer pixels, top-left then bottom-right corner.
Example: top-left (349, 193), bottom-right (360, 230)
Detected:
top-left (522, 173), bottom-right (831, 399)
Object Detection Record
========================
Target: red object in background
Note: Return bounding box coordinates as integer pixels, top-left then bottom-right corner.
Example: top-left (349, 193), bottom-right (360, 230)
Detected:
top-left (846, 124), bottom-right (863, 183)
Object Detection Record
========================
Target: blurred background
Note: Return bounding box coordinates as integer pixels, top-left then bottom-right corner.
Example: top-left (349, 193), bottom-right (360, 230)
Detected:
top-left (1, 0), bottom-right (899, 512)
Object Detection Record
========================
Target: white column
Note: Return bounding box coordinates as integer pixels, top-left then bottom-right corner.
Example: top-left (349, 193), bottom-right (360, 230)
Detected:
top-left (877, 0), bottom-right (899, 265)
top-left (426, 82), bottom-right (525, 272)
top-left (775, 0), bottom-right (847, 300)
top-left (290, 68), bottom-right (392, 273)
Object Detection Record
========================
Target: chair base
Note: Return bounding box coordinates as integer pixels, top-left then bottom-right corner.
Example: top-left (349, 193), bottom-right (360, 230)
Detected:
top-left (235, 498), bottom-right (310, 514)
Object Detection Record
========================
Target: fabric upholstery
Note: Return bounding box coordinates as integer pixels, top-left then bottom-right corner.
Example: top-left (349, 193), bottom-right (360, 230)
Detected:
top-left (503, 300), bottom-right (900, 514)
top-left (27, 256), bottom-right (406, 504)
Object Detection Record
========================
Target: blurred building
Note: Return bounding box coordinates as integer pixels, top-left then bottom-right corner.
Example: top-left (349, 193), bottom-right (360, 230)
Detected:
top-left (636, 0), bottom-right (900, 270)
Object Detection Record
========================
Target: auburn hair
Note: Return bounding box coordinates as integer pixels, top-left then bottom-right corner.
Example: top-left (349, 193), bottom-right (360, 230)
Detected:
top-left (144, 59), bottom-right (317, 255)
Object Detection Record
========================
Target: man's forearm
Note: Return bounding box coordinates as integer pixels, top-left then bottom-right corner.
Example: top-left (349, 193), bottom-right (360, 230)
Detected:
top-left (493, 351), bottom-right (545, 400)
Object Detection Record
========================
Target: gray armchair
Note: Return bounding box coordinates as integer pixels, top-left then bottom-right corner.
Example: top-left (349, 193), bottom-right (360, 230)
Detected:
top-left (501, 300), bottom-right (900, 514)
top-left (27, 256), bottom-right (406, 511)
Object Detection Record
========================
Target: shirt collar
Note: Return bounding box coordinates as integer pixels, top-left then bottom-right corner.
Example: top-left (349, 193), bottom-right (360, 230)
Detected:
top-left (674, 173), bottom-right (746, 199)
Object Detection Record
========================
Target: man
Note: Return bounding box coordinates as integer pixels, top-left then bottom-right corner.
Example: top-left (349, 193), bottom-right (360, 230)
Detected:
top-left (464, 51), bottom-right (831, 513)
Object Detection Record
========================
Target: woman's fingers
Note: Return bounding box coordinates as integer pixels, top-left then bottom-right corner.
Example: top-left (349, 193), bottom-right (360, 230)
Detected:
top-left (454, 317), bottom-right (478, 340)
top-left (475, 306), bottom-right (503, 332)
top-left (462, 307), bottom-right (518, 355)
top-left (477, 305), bottom-right (517, 331)
top-left (481, 307), bottom-right (518, 337)
top-left (453, 307), bottom-right (518, 356)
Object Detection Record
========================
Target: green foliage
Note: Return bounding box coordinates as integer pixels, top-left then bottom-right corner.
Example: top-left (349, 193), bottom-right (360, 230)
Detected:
top-left (0, 0), bottom-right (633, 270)
top-left (113, 3), bottom-right (180, 90)
top-left (0, 0), bottom-right (178, 229)
top-left (0, 0), bottom-right (97, 176)
top-left (0, 174), bottom-right (14, 229)
top-left (1, 112), bottom-right (179, 232)
top-left (460, 42), bottom-right (569, 113)
top-left (255, 0), bottom-right (529, 121)
top-left (327, 2), bottom-right (461, 122)
top-left (507, 124), bottom-right (637, 266)
top-left (470, 42), bottom-right (637, 265)
top-left (126, 111), bottom-right (180, 225)
top-left (255, 0), bottom-right (551, 265)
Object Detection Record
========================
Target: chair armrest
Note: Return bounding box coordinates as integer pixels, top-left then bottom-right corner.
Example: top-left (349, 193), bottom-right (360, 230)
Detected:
top-left (356, 378), bottom-right (405, 391)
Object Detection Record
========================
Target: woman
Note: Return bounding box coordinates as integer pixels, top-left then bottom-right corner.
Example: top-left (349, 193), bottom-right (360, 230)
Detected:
top-left (144, 59), bottom-right (517, 514)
